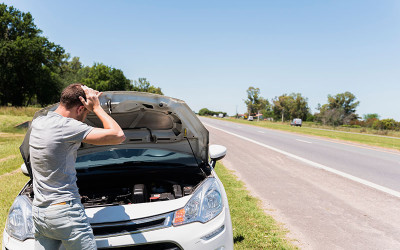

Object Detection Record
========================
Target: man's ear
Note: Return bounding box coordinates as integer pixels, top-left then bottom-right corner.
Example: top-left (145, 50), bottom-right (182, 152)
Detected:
top-left (77, 105), bottom-right (85, 114)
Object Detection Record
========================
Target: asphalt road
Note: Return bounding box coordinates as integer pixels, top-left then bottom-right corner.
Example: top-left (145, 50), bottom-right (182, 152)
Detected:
top-left (200, 117), bottom-right (400, 249)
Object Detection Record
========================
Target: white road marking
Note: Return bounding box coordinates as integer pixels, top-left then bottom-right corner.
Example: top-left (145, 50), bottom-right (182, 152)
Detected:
top-left (204, 123), bottom-right (400, 199)
top-left (258, 131), bottom-right (265, 134)
top-left (296, 139), bottom-right (312, 144)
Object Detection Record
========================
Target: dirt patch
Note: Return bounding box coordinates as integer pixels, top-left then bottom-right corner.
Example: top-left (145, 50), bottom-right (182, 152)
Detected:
top-left (0, 155), bottom-right (17, 163)
top-left (0, 133), bottom-right (24, 138)
top-left (0, 168), bottom-right (21, 180)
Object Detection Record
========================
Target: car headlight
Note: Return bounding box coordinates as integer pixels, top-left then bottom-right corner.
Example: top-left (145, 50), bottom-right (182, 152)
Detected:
top-left (173, 178), bottom-right (223, 226)
top-left (6, 195), bottom-right (34, 241)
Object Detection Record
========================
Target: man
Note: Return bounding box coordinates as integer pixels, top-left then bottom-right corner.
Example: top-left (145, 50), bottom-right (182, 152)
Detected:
top-left (29, 84), bottom-right (125, 250)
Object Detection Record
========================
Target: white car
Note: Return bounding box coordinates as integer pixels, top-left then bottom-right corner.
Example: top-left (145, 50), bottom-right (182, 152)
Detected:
top-left (3, 91), bottom-right (233, 250)
top-left (290, 118), bottom-right (302, 127)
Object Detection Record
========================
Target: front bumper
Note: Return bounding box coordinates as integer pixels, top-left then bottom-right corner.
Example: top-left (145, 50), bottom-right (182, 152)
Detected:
top-left (2, 207), bottom-right (233, 250)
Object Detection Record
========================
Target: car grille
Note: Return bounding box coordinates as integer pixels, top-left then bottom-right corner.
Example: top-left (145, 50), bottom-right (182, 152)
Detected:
top-left (91, 212), bottom-right (174, 238)
top-left (99, 242), bottom-right (182, 250)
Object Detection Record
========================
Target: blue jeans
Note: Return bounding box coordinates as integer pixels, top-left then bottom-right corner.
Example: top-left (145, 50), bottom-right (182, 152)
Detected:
top-left (32, 199), bottom-right (97, 250)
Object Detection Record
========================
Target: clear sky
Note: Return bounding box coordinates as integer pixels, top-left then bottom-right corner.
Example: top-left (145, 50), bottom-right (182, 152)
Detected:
top-left (3, 0), bottom-right (400, 120)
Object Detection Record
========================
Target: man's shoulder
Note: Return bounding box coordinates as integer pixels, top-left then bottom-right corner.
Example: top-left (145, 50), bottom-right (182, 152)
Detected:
top-left (32, 112), bottom-right (64, 126)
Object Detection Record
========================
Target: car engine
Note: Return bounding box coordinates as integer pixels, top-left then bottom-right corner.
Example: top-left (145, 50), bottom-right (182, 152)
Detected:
top-left (79, 182), bottom-right (194, 207)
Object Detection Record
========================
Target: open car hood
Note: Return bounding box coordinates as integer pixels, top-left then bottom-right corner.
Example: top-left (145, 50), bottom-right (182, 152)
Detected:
top-left (20, 91), bottom-right (209, 178)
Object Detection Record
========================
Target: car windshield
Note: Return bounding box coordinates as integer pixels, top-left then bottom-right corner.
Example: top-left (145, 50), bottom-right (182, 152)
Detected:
top-left (75, 148), bottom-right (198, 169)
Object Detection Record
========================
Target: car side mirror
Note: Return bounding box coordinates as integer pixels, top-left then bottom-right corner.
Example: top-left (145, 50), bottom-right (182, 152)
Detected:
top-left (209, 145), bottom-right (227, 168)
top-left (21, 163), bottom-right (29, 176)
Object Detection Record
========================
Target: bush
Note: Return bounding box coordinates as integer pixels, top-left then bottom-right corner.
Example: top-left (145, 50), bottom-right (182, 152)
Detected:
top-left (306, 113), bottom-right (315, 122)
top-left (372, 119), bottom-right (400, 131)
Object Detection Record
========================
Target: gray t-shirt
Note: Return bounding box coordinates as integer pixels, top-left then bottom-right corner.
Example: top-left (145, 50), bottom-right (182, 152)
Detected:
top-left (29, 111), bottom-right (93, 207)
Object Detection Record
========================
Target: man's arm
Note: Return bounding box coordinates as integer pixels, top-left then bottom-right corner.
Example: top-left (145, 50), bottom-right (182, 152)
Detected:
top-left (80, 86), bottom-right (125, 145)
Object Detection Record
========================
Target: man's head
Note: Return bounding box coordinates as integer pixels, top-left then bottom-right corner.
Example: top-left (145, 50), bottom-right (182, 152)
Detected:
top-left (60, 84), bottom-right (86, 109)
top-left (59, 84), bottom-right (89, 121)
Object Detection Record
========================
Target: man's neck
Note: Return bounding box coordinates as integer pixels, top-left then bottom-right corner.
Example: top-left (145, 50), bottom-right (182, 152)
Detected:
top-left (55, 105), bottom-right (76, 119)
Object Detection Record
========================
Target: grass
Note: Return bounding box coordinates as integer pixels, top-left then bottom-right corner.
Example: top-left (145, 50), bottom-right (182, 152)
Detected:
top-left (0, 127), bottom-right (25, 176)
top-left (219, 117), bottom-right (400, 151)
top-left (0, 107), bottom-right (33, 248)
top-left (214, 162), bottom-right (297, 249)
top-left (0, 106), bottom-right (40, 117)
top-left (0, 115), bottom-right (32, 134)
top-left (0, 106), bottom-right (39, 134)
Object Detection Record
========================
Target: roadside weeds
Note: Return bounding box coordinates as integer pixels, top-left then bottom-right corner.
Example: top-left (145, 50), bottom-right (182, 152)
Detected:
top-left (215, 162), bottom-right (297, 249)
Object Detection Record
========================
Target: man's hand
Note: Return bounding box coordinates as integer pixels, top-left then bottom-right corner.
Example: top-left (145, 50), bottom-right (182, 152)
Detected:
top-left (79, 85), bottom-right (102, 112)
top-left (80, 85), bottom-right (125, 145)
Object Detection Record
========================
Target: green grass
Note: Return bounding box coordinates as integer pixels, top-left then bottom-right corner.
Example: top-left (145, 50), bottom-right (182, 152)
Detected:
top-left (0, 115), bottom-right (32, 134)
top-left (215, 162), bottom-right (297, 249)
top-left (219, 117), bottom-right (400, 150)
top-left (0, 106), bottom-right (40, 117)
top-left (0, 134), bottom-right (25, 176)
top-left (0, 106), bottom-right (39, 134)
top-left (0, 135), bottom-right (24, 159)
top-left (0, 109), bottom-right (31, 248)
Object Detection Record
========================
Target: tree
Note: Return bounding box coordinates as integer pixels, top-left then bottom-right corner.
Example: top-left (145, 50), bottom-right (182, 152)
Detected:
top-left (198, 108), bottom-right (227, 117)
top-left (327, 92), bottom-right (359, 116)
top-left (244, 86), bottom-right (270, 115)
top-left (315, 91), bottom-right (359, 125)
top-left (59, 56), bottom-right (85, 88)
top-left (132, 78), bottom-right (163, 95)
top-left (363, 113), bottom-right (379, 120)
top-left (273, 94), bottom-right (291, 122)
top-left (272, 93), bottom-right (310, 122)
top-left (81, 63), bottom-right (131, 91)
top-left (0, 4), bottom-right (65, 106)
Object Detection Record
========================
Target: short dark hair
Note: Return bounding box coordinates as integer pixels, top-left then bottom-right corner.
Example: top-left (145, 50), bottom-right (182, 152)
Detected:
top-left (60, 83), bottom-right (86, 109)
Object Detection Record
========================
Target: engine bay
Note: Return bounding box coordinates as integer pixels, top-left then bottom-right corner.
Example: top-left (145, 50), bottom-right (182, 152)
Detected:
top-left (79, 181), bottom-right (195, 207)
top-left (22, 166), bottom-right (208, 208)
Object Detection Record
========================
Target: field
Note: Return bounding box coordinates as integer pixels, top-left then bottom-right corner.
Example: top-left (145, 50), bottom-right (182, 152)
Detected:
top-left (0, 107), bottom-right (296, 249)
top-left (0, 107), bottom-right (34, 246)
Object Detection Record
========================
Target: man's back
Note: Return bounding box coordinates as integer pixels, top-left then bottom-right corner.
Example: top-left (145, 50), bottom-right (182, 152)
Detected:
top-left (30, 84), bottom-right (124, 250)
top-left (30, 111), bottom-right (93, 207)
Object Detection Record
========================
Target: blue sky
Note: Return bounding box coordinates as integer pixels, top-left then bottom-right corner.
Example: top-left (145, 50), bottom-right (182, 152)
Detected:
top-left (3, 0), bottom-right (400, 119)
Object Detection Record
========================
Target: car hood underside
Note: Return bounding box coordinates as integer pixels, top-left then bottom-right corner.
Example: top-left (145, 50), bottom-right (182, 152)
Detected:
top-left (20, 91), bottom-right (209, 177)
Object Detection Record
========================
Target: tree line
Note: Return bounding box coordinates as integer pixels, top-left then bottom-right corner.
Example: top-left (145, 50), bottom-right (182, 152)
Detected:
top-left (0, 4), bottom-right (162, 107)
top-left (242, 86), bottom-right (400, 130)
top-left (198, 108), bottom-right (227, 117)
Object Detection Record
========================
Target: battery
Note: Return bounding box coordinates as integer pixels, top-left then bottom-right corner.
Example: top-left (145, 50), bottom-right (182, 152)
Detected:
top-left (132, 184), bottom-right (148, 203)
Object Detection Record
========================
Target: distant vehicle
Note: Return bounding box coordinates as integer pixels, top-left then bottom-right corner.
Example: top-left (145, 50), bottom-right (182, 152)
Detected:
top-left (248, 116), bottom-right (254, 121)
top-left (218, 113), bottom-right (224, 118)
top-left (290, 118), bottom-right (302, 127)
